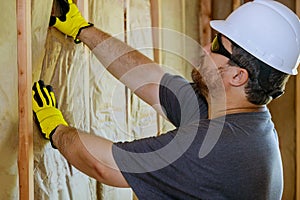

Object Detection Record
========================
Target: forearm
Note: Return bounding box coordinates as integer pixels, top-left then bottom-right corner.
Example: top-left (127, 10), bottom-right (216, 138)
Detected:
top-left (78, 26), bottom-right (163, 82)
top-left (49, 1), bottom-right (165, 114)
top-left (78, 27), bottom-right (165, 115)
top-left (52, 124), bottom-right (129, 187)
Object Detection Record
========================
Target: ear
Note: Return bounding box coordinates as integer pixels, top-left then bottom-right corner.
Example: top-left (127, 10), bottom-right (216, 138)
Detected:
top-left (229, 67), bottom-right (248, 87)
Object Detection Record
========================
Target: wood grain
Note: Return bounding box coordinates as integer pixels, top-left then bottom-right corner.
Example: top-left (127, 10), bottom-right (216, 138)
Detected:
top-left (17, 0), bottom-right (33, 199)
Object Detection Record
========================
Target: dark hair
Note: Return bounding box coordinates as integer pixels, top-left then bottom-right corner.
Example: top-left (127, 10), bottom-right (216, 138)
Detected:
top-left (230, 44), bottom-right (290, 105)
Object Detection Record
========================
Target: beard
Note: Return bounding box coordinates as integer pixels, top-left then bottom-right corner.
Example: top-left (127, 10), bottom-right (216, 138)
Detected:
top-left (191, 67), bottom-right (209, 98)
top-left (191, 61), bottom-right (226, 102)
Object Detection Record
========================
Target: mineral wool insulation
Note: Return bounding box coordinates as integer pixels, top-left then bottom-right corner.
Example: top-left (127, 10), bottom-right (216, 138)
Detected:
top-left (1, 0), bottom-right (201, 199)
top-left (1, 0), bottom-right (156, 199)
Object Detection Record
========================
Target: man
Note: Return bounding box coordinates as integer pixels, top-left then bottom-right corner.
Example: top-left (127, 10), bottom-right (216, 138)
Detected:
top-left (32, 0), bottom-right (300, 199)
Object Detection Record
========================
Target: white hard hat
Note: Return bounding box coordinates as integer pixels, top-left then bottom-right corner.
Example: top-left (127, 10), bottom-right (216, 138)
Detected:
top-left (210, 0), bottom-right (300, 75)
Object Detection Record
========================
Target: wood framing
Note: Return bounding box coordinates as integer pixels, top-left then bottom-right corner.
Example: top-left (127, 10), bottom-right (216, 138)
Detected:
top-left (150, 0), bottom-right (162, 64)
top-left (199, 0), bottom-right (212, 45)
top-left (17, 0), bottom-right (33, 199)
top-left (123, 0), bottom-right (132, 138)
top-left (297, 74), bottom-right (300, 200)
top-left (150, 0), bottom-right (162, 136)
top-left (232, 0), bottom-right (242, 10)
top-left (296, 0), bottom-right (300, 199)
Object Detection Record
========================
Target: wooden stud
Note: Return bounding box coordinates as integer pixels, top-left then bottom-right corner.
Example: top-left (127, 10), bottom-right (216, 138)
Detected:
top-left (17, 0), bottom-right (33, 199)
top-left (199, 0), bottom-right (212, 45)
top-left (232, 0), bottom-right (242, 10)
top-left (296, 0), bottom-right (300, 199)
top-left (297, 75), bottom-right (300, 200)
top-left (181, 0), bottom-right (187, 78)
top-left (150, 0), bottom-right (162, 136)
top-left (150, 0), bottom-right (162, 65)
top-left (123, 0), bottom-right (133, 139)
top-left (181, 0), bottom-right (186, 44)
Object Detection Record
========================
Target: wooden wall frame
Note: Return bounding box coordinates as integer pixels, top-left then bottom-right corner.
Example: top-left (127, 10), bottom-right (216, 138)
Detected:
top-left (17, 0), bottom-right (33, 199)
top-left (150, 0), bottom-right (162, 136)
top-left (14, 0), bottom-right (298, 199)
top-left (199, 0), bottom-right (212, 45)
top-left (296, 1), bottom-right (300, 199)
top-left (232, 0), bottom-right (242, 10)
top-left (150, 0), bottom-right (161, 64)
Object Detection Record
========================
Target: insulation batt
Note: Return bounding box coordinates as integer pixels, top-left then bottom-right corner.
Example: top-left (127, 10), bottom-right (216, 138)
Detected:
top-left (1, 0), bottom-right (201, 199)
top-left (33, 0), bottom-right (153, 199)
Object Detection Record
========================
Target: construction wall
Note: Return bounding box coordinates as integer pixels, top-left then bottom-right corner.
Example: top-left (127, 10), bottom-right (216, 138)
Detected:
top-left (212, 2), bottom-right (298, 200)
top-left (32, 0), bottom-right (153, 199)
top-left (267, 1), bottom-right (297, 199)
top-left (0, 0), bottom-right (298, 199)
top-left (0, 0), bottom-right (19, 199)
top-left (0, 0), bottom-right (200, 199)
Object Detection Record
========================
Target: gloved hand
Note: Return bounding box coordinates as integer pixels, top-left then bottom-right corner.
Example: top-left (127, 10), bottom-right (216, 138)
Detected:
top-left (32, 80), bottom-right (68, 147)
top-left (49, 0), bottom-right (93, 43)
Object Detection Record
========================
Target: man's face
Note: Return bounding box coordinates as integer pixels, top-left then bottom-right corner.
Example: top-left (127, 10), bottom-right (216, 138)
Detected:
top-left (192, 35), bottom-right (233, 100)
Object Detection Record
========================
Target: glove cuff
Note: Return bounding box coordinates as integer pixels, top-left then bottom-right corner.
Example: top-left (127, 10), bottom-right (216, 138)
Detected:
top-left (74, 23), bottom-right (94, 44)
top-left (49, 127), bottom-right (58, 149)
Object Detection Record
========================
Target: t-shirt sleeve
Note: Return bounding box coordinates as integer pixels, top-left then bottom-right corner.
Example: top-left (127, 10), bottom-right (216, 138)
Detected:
top-left (112, 129), bottom-right (177, 199)
top-left (159, 73), bottom-right (208, 127)
top-left (112, 73), bottom-right (209, 199)
top-left (112, 123), bottom-right (202, 199)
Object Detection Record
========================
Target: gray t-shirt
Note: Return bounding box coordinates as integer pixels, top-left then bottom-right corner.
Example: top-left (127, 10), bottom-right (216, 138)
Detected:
top-left (112, 73), bottom-right (283, 200)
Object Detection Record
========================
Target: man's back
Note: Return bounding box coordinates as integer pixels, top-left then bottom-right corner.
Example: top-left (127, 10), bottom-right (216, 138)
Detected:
top-left (112, 74), bottom-right (283, 199)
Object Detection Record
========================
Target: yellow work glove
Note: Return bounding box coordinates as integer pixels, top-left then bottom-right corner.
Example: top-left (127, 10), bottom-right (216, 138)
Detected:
top-left (32, 80), bottom-right (68, 148)
top-left (49, 0), bottom-right (93, 43)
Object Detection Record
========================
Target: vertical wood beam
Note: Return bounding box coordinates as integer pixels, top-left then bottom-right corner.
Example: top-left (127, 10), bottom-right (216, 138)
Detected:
top-left (124, 1), bottom-right (135, 199)
top-left (296, 1), bottom-right (300, 200)
top-left (150, 0), bottom-right (162, 136)
top-left (297, 74), bottom-right (300, 200)
top-left (123, 0), bottom-right (133, 138)
top-left (150, 0), bottom-right (161, 135)
top-left (150, 0), bottom-right (162, 65)
top-left (232, 0), bottom-right (242, 10)
top-left (181, 0), bottom-right (186, 44)
top-left (16, 0), bottom-right (33, 199)
top-left (199, 0), bottom-right (212, 45)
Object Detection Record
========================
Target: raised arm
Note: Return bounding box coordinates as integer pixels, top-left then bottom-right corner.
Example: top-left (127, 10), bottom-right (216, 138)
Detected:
top-left (78, 27), bottom-right (165, 115)
top-left (50, 0), bottom-right (165, 115)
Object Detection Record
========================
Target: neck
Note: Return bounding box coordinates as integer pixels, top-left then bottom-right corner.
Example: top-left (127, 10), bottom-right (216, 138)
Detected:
top-left (207, 99), bottom-right (267, 119)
